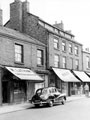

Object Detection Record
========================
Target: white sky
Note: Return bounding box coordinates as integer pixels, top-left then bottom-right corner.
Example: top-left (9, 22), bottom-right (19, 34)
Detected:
top-left (0, 0), bottom-right (90, 49)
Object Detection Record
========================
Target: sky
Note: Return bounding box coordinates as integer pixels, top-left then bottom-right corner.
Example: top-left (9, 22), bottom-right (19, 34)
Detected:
top-left (0, 0), bottom-right (90, 49)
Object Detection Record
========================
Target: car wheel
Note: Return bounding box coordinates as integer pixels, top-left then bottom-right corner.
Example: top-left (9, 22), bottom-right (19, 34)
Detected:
top-left (48, 100), bottom-right (53, 107)
top-left (61, 97), bottom-right (65, 105)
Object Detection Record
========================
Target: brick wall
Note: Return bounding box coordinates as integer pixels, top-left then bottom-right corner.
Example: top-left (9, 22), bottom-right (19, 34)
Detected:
top-left (23, 14), bottom-right (48, 45)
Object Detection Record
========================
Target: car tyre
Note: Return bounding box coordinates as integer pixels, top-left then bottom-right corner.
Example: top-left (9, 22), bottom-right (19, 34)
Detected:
top-left (61, 97), bottom-right (65, 105)
top-left (48, 100), bottom-right (53, 107)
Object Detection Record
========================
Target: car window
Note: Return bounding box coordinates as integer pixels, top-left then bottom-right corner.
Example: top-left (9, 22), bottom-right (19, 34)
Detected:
top-left (36, 89), bottom-right (42, 94)
top-left (42, 89), bottom-right (48, 94)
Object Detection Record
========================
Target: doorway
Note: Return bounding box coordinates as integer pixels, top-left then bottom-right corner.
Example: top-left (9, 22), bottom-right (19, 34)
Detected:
top-left (2, 81), bottom-right (8, 103)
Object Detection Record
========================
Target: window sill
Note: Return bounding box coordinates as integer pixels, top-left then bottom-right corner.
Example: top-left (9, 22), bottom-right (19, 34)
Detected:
top-left (69, 52), bottom-right (73, 55)
top-left (62, 50), bottom-right (66, 53)
top-left (54, 48), bottom-right (60, 51)
top-left (14, 61), bottom-right (24, 65)
top-left (37, 64), bottom-right (44, 67)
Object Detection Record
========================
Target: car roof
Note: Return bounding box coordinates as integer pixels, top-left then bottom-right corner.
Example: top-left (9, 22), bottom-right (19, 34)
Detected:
top-left (36, 87), bottom-right (56, 91)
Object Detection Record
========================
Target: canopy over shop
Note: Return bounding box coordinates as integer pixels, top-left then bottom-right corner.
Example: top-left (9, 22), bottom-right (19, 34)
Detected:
top-left (72, 71), bottom-right (90, 83)
top-left (6, 66), bottom-right (44, 82)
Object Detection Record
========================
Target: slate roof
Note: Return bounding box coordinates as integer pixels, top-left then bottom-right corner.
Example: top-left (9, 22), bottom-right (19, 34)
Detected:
top-left (0, 26), bottom-right (46, 47)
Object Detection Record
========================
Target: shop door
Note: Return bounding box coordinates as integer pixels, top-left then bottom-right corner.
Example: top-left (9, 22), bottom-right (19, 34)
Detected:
top-left (2, 81), bottom-right (8, 103)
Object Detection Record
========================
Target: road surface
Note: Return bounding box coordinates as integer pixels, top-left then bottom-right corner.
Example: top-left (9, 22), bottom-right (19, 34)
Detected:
top-left (0, 97), bottom-right (90, 120)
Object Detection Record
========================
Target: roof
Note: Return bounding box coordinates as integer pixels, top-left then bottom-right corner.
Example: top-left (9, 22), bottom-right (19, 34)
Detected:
top-left (0, 26), bottom-right (46, 47)
top-left (4, 12), bottom-right (82, 46)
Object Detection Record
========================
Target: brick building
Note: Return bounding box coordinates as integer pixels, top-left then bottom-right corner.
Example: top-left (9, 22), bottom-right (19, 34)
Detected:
top-left (0, 7), bottom-right (49, 105)
top-left (5, 0), bottom-right (85, 96)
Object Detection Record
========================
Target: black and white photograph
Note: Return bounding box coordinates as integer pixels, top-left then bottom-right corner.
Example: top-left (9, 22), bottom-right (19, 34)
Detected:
top-left (0, 0), bottom-right (90, 120)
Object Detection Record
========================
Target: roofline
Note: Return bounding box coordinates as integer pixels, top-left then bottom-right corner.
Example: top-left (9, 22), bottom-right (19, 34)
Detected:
top-left (0, 26), bottom-right (46, 47)
top-left (47, 30), bottom-right (82, 46)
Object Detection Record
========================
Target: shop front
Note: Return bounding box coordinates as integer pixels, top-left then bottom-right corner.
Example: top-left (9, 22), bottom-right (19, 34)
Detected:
top-left (2, 66), bottom-right (44, 104)
top-left (50, 68), bottom-right (81, 96)
top-left (72, 70), bottom-right (90, 93)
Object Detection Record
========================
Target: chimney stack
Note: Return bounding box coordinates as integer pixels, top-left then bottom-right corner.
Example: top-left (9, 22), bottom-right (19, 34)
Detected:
top-left (10, 0), bottom-right (22, 31)
top-left (53, 20), bottom-right (64, 30)
top-left (22, 0), bottom-right (30, 13)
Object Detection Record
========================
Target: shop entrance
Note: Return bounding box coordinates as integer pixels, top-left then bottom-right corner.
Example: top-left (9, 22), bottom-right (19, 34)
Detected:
top-left (2, 81), bottom-right (8, 103)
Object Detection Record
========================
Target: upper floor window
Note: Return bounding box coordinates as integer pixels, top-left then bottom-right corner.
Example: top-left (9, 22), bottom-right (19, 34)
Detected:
top-left (54, 38), bottom-right (59, 49)
top-left (69, 43), bottom-right (73, 53)
top-left (86, 56), bottom-right (90, 69)
top-left (62, 41), bottom-right (66, 52)
top-left (54, 55), bottom-right (59, 68)
top-left (37, 49), bottom-right (43, 66)
top-left (75, 46), bottom-right (78, 55)
top-left (70, 58), bottom-right (73, 69)
top-left (75, 59), bottom-right (79, 70)
top-left (15, 43), bottom-right (23, 63)
top-left (62, 56), bottom-right (66, 68)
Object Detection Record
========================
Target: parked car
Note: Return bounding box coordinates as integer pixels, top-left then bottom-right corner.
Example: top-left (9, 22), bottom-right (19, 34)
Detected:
top-left (29, 87), bottom-right (66, 107)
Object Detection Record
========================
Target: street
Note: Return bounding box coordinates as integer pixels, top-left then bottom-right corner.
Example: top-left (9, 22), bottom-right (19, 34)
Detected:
top-left (0, 97), bottom-right (90, 120)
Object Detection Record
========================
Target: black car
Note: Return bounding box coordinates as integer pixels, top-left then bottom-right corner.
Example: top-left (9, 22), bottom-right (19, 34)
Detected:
top-left (29, 87), bottom-right (66, 107)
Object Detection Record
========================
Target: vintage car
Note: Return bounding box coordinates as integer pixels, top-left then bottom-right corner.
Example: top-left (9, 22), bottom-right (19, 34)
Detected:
top-left (29, 87), bottom-right (66, 107)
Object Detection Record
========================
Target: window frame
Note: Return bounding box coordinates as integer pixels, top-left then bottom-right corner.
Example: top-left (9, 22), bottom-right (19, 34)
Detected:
top-left (69, 43), bottom-right (73, 54)
top-left (86, 56), bottom-right (90, 69)
top-left (37, 49), bottom-right (44, 66)
top-left (75, 46), bottom-right (78, 55)
top-left (53, 37), bottom-right (59, 49)
top-left (54, 54), bottom-right (59, 68)
top-left (62, 56), bottom-right (66, 68)
top-left (75, 59), bottom-right (79, 70)
top-left (15, 43), bottom-right (23, 63)
top-left (62, 41), bottom-right (66, 52)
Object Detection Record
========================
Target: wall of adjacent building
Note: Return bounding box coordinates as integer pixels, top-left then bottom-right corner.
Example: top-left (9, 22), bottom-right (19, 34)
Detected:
top-left (82, 51), bottom-right (90, 72)
top-left (48, 33), bottom-right (83, 70)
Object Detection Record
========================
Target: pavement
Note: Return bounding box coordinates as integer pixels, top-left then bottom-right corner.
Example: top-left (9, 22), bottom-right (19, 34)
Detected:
top-left (0, 94), bottom-right (86, 115)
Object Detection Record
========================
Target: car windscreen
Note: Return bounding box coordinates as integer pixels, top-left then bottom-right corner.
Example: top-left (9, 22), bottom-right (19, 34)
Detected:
top-left (42, 89), bottom-right (48, 95)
